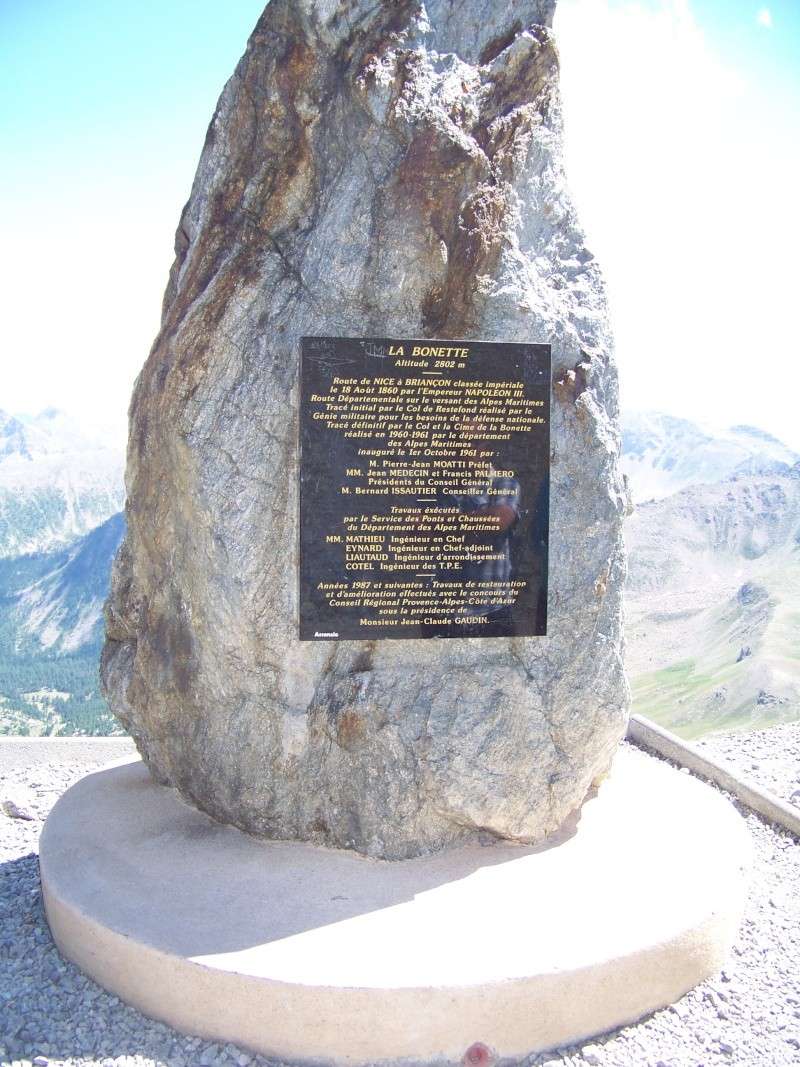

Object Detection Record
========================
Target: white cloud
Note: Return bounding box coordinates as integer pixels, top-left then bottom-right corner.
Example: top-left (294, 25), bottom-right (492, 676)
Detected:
top-left (555, 0), bottom-right (800, 449)
top-left (756, 8), bottom-right (773, 29)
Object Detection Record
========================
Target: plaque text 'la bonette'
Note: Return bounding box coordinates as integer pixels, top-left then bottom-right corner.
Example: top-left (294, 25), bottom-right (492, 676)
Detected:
top-left (299, 336), bottom-right (550, 640)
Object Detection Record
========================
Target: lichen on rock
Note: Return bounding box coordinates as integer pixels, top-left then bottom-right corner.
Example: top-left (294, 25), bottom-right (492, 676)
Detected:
top-left (101, 0), bottom-right (629, 860)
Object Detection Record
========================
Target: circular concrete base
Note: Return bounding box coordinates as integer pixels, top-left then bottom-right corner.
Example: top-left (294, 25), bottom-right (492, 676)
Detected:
top-left (40, 746), bottom-right (751, 1067)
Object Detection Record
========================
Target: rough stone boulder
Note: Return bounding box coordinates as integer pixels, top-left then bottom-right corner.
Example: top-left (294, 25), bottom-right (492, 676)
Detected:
top-left (102, 0), bottom-right (629, 859)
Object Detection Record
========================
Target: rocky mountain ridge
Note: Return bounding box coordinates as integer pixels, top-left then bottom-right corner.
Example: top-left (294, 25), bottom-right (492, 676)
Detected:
top-left (621, 410), bottom-right (799, 503)
top-left (1, 404), bottom-right (798, 737)
top-left (0, 409), bottom-right (124, 558)
top-left (0, 407), bottom-right (125, 732)
top-left (0, 506), bottom-right (124, 735)
top-left (625, 469), bottom-right (800, 736)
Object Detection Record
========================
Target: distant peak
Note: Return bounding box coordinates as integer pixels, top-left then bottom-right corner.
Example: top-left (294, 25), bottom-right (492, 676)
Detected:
top-left (622, 408), bottom-right (800, 503)
top-left (728, 424), bottom-right (788, 449)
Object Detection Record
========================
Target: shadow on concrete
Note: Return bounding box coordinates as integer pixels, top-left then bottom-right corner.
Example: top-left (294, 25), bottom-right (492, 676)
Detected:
top-left (40, 760), bottom-right (584, 959)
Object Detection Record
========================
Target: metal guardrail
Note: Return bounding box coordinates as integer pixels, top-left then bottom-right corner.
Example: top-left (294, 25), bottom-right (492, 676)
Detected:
top-left (627, 713), bottom-right (800, 839)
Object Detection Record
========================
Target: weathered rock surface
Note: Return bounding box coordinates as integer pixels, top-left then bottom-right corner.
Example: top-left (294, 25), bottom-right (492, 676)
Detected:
top-left (101, 0), bottom-right (628, 859)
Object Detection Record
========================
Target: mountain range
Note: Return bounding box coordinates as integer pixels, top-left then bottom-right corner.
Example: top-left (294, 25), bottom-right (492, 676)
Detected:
top-left (0, 409), bottom-right (124, 557)
top-left (0, 407), bottom-right (797, 737)
top-left (621, 410), bottom-right (799, 503)
top-left (0, 410), bottom-right (124, 733)
top-left (625, 470), bottom-right (800, 737)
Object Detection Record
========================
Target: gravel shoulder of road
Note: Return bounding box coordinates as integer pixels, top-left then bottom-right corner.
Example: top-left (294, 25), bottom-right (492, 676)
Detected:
top-left (0, 732), bottom-right (798, 1067)
top-left (695, 721), bottom-right (800, 806)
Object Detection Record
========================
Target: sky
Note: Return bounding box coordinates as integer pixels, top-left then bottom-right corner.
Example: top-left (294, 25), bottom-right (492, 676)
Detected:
top-left (556, 0), bottom-right (800, 445)
top-left (2, 1), bottom-right (799, 446)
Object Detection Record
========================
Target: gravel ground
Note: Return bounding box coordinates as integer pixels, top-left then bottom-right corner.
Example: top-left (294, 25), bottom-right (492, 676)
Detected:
top-left (0, 733), bottom-right (798, 1067)
top-left (695, 722), bottom-right (800, 806)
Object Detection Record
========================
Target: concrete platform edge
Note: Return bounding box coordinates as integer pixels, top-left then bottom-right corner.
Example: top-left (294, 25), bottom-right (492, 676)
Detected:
top-left (39, 748), bottom-right (752, 1067)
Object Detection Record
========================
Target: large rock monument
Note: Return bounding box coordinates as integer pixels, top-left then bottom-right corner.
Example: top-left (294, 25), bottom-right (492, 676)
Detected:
top-left (46, 6), bottom-right (751, 1061)
top-left (101, 0), bottom-right (628, 859)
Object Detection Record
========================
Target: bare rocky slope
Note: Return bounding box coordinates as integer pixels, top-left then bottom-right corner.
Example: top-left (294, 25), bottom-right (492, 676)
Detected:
top-left (0, 410), bottom-right (125, 736)
top-left (625, 469), bottom-right (800, 737)
top-left (0, 515), bottom-right (125, 736)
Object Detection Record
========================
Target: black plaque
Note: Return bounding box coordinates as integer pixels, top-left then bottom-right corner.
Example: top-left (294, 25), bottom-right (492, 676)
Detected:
top-left (299, 336), bottom-right (550, 640)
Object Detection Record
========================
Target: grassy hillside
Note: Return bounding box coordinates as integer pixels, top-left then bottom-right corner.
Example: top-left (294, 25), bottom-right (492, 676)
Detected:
top-left (626, 474), bottom-right (800, 738)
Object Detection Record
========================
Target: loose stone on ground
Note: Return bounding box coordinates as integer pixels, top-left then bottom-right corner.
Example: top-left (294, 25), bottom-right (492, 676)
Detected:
top-left (0, 734), bottom-right (798, 1066)
top-left (695, 721), bottom-right (800, 805)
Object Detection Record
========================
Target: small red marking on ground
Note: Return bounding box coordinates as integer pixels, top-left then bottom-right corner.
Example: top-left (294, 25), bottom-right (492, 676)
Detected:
top-left (463, 1042), bottom-right (493, 1066)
